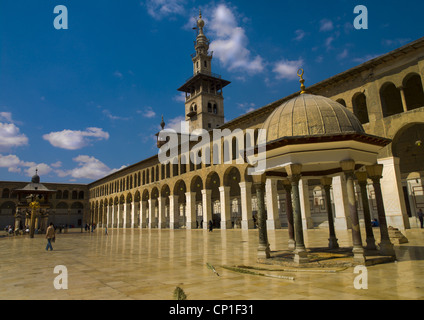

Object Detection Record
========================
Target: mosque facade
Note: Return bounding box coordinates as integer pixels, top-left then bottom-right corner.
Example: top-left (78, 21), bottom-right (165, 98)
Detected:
top-left (1, 15), bottom-right (424, 235)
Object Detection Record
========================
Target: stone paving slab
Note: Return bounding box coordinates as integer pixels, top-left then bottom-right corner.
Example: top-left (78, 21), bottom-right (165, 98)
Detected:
top-left (0, 228), bottom-right (423, 300)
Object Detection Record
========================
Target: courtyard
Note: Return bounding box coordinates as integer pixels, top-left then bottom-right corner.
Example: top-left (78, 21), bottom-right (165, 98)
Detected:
top-left (0, 227), bottom-right (423, 300)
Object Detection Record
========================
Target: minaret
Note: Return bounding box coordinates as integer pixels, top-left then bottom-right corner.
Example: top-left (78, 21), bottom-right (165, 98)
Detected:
top-left (178, 10), bottom-right (231, 132)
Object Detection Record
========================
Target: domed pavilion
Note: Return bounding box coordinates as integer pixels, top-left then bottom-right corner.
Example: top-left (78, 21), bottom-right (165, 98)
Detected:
top-left (249, 70), bottom-right (395, 264)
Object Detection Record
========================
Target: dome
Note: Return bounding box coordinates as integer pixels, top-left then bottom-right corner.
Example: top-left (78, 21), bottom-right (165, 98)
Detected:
top-left (31, 169), bottom-right (40, 184)
top-left (261, 93), bottom-right (365, 143)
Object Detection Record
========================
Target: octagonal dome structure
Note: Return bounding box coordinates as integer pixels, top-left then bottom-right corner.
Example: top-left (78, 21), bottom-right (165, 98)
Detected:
top-left (249, 93), bottom-right (391, 177)
top-left (261, 93), bottom-right (365, 142)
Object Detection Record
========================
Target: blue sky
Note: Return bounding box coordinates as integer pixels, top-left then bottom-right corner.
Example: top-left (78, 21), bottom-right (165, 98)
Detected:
top-left (0, 0), bottom-right (423, 183)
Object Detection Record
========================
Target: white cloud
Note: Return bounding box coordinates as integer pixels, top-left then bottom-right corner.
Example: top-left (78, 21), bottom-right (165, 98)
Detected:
top-left (0, 112), bottom-right (13, 122)
top-left (320, 19), bottom-right (334, 32)
top-left (273, 59), bottom-right (304, 80)
top-left (143, 106), bottom-right (156, 118)
top-left (43, 127), bottom-right (109, 150)
top-left (209, 4), bottom-right (265, 74)
top-left (0, 122), bottom-right (29, 151)
top-left (113, 70), bottom-right (123, 79)
top-left (293, 29), bottom-right (306, 41)
top-left (0, 153), bottom-right (51, 177)
top-left (144, 0), bottom-right (186, 20)
top-left (173, 93), bottom-right (186, 103)
top-left (56, 155), bottom-right (125, 180)
top-left (50, 161), bottom-right (62, 168)
top-left (337, 48), bottom-right (349, 60)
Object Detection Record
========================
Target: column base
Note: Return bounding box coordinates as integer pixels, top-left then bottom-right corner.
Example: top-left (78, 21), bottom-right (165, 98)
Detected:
top-left (352, 246), bottom-right (366, 264)
top-left (288, 239), bottom-right (296, 250)
top-left (328, 236), bottom-right (339, 249)
top-left (379, 240), bottom-right (396, 257)
top-left (365, 236), bottom-right (377, 250)
top-left (257, 244), bottom-right (271, 259)
top-left (293, 248), bottom-right (309, 264)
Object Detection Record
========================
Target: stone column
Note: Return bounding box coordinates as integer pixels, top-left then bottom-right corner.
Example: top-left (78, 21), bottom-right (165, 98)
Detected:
top-left (112, 204), bottom-right (116, 228)
top-left (201, 189), bottom-right (212, 230)
top-left (398, 86), bottom-right (408, 112)
top-left (332, 174), bottom-right (350, 230)
top-left (116, 203), bottom-right (121, 228)
top-left (299, 178), bottom-right (314, 229)
top-left (252, 174), bottom-right (270, 259)
top-left (341, 160), bottom-right (365, 263)
top-left (355, 172), bottom-right (377, 250)
top-left (286, 164), bottom-right (308, 264)
top-left (106, 205), bottom-right (110, 228)
top-left (185, 192), bottom-right (197, 229)
top-left (169, 195), bottom-right (179, 229)
top-left (148, 199), bottom-right (157, 228)
top-left (282, 179), bottom-right (295, 250)
top-left (158, 197), bottom-right (167, 229)
top-left (140, 200), bottom-right (147, 228)
top-left (131, 200), bottom-right (136, 228)
top-left (265, 179), bottom-right (281, 230)
top-left (123, 203), bottom-right (128, 228)
top-left (377, 157), bottom-right (409, 229)
top-left (239, 182), bottom-right (254, 230)
top-left (219, 186), bottom-right (232, 229)
top-left (321, 177), bottom-right (339, 249)
top-left (366, 164), bottom-right (396, 257)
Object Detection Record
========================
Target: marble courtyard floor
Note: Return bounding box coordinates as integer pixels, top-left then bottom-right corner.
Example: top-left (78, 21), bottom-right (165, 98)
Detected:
top-left (0, 227), bottom-right (423, 300)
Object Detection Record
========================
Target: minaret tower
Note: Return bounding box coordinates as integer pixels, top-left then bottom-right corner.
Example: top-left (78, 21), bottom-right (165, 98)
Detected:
top-left (178, 10), bottom-right (231, 132)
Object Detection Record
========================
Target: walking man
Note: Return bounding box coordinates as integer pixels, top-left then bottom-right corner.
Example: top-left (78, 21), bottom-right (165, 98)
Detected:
top-left (46, 223), bottom-right (55, 251)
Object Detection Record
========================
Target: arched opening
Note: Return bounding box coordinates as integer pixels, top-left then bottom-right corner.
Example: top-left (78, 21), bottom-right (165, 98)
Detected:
top-left (392, 123), bottom-right (424, 219)
top-left (352, 92), bottom-right (369, 124)
top-left (380, 82), bottom-right (404, 117)
top-left (173, 180), bottom-right (187, 227)
top-left (403, 73), bottom-right (424, 111)
top-left (224, 167), bottom-right (242, 228)
top-left (206, 172), bottom-right (221, 228)
top-left (336, 99), bottom-right (347, 107)
top-left (190, 175), bottom-right (203, 228)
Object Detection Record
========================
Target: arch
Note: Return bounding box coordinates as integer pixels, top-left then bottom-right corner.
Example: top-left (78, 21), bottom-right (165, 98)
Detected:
top-left (392, 123), bottom-right (424, 174)
top-left (151, 187), bottom-right (159, 200)
top-left (403, 73), bottom-right (424, 111)
top-left (173, 179), bottom-right (187, 196)
top-left (190, 175), bottom-right (203, 202)
top-left (62, 190), bottom-right (69, 199)
top-left (161, 184), bottom-right (171, 198)
top-left (141, 189), bottom-right (149, 202)
top-left (336, 98), bottom-right (347, 107)
top-left (56, 202), bottom-right (68, 209)
top-left (380, 82), bottom-right (403, 117)
top-left (56, 190), bottom-right (62, 199)
top-left (352, 92), bottom-right (369, 124)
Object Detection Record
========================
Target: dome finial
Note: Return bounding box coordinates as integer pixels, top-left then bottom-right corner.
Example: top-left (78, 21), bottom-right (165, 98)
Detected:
top-left (297, 68), bottom-right (306, 94)
top-left (160, 115), bottom-right (165, 130)
top-left (199, 8), bottom-right (202, 19)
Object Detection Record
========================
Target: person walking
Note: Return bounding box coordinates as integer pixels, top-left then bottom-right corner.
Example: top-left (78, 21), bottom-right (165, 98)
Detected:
top-left (418, 208), bottom-right (423, 229)
top-left (46, 223), bottom-right (55, 251)
top-left (208, 220), bottom-right (213, 232)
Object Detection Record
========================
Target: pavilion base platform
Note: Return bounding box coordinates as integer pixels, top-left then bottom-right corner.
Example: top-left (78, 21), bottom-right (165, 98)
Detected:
top-left (257, 247), bottom-right (396, 268)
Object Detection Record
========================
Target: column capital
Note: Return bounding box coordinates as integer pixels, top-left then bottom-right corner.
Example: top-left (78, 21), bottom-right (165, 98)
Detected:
top-left (285, 163), bottom-right (302, 176)
top-left (251, 173), bottom-right (266, 186)
top-left (355, 171), bottom-right (369, 185)
top-left (320, 176), bottom-right (333, 188)
top-left (365, 164), bottom-right (383, 181)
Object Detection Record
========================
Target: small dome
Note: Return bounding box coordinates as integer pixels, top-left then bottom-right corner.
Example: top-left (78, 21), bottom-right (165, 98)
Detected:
top-left (31, 169), bottom-right (40, 184)
top-left (261, 93), bottom-right (365, 143)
